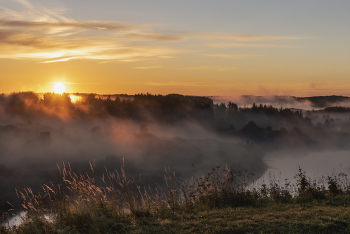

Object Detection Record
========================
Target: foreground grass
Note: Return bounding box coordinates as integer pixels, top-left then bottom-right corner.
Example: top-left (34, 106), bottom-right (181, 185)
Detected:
top-left (2, 202), bottom-right (350, 234)
top-left (137, 204), bottom-right (350, 234)
top-left (3, 165), bottom-right (350, 233)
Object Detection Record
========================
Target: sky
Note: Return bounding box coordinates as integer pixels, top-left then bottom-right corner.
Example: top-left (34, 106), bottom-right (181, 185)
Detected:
top-left (0, 0), bottom-right (350, 96)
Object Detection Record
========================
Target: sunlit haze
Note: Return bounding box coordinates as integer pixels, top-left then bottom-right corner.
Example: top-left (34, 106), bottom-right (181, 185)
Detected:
top-left (0, 0), bottom-right (349, 96)
top-left (53, 83), bottom-right (66, 94)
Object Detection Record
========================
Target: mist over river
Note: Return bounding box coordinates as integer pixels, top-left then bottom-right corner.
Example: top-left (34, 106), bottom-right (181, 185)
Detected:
top-left (263, 150), bottom-right (350, 183)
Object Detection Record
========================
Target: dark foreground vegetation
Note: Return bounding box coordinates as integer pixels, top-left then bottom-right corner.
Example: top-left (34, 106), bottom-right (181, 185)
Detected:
top-left (2, 165), bottom-right (350, 233)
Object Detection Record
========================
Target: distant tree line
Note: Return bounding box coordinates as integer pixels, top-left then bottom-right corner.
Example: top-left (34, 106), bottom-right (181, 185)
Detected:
top-left (0, 92), bottom-right (313, 123)
top-left (1, 92), bottom-right (350, 150)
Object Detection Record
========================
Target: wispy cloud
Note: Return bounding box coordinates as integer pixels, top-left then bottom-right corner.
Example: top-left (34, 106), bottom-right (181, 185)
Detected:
top-left (0, 19), bottom-right (137, 31)
top-left (0, 1), bottom-right (305, 63)
top-left (0, 2), bottom-right (177, 62)
top-left (159, 56), bottom-right (174, 58)
top-left (202, 54), bottom-right (260, 59)
top-left (133, 66), bottom-right (162, 69)
top-left (0, 22), bottom-right (176, 62)
top-left (191, 33), bottom-right (305, 42)
top-left (185, 66), bottom-right (237, 71)
top-left (206, 43), bottom-right (295, 48)
top-left (2, 0), bottom-right (69, 22)
top-left (146, 82), bottom-right (229, 87)
top-left (122, 33), bottom-right (181, 42)
top-left (41, 57), bottom-right (77, 63)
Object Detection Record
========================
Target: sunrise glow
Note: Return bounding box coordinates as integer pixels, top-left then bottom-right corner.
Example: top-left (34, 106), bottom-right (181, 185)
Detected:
top-left (70, 95), bottom-right (82, 103)
top-left (0, 1), bottom-right (348, 96)
top-left (53, 83), bottom-right (66, 94)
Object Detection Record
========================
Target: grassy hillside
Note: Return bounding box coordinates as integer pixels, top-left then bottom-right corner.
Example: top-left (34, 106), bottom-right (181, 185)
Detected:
top-left (2, 165), bottom-right (350, 233)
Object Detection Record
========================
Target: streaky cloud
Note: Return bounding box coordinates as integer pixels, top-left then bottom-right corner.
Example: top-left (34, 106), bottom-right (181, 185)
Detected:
top-left (145, 82), bottom-right (235, 87)
top-left (190, 33), bottom-right (305, 41)
top-left (185, 66), bottom-right (237, 71)
top-left (202, 54), bottom-right (260, 58)
top-left (0, 19), bottom-right (137, 31)
top-left (0, 2), bottom-right (306, 63)
top-left (122, 33), bottom-right (181, 42)
top-left (133, 66), bottom-right (162, 69)
top-left (206, 43), bottom-right (295, 48)
top-left (40, 57), bottom-right (78, 63)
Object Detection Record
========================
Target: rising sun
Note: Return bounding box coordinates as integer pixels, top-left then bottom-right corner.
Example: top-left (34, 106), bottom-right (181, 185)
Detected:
top-left (53, 82), bottom-right (66, 94)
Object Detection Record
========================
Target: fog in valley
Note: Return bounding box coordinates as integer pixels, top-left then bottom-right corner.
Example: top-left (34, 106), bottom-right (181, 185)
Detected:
top-left (1, 92), bottom-right (350, 213)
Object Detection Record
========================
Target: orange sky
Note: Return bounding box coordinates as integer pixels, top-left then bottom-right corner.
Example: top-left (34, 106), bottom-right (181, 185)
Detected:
top-left (1, 0), bottom-right (350, 97)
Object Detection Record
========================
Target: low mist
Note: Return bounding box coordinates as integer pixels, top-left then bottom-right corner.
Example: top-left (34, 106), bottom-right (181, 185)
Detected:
top-left (1, 92), bottom-right (350, 213)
